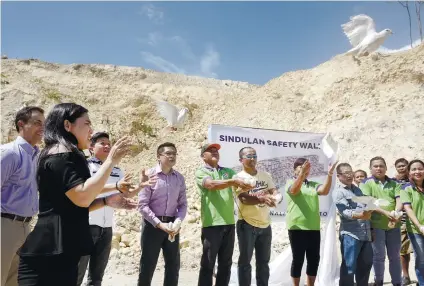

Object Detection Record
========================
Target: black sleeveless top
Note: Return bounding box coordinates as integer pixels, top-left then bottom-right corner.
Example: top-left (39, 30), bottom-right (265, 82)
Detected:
top-left (18, 152), bottom-right (94, 257)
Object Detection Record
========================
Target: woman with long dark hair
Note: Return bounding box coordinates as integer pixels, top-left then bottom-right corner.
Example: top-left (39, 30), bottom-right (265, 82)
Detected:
top-left (17, 103), bottom-right (135, 286)
top-left (400, 159), bottom-right (424, 285)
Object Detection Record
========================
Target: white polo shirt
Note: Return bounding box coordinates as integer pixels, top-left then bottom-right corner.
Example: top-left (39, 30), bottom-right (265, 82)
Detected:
top-left (87, 157), bottom-right (124, 228)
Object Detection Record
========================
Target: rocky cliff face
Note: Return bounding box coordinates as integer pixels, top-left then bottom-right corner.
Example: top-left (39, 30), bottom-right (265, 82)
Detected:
top-left (1, 44), bottom-right (423, 275)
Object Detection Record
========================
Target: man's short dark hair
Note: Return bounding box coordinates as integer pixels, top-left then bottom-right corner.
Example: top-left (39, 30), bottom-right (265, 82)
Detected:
top-left (15, 106), bottom-right (44, 132)
top-left (354, 169), bottom-right (368, 178)
top-left (157, 142), bottom-right (177, 156)
top-left (90, 132), bottom-right (109, 146)
top-left (238, 146), bottom-right (255, 159)
top-left (395, 158), bottom-right (409, 167)
top-left (370, 156), bottom-right (387, 168)
top-left (336, 163), bottom-right (352, 174)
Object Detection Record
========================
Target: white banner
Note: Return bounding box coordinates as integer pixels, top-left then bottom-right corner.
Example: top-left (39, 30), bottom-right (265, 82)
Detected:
top-left (208, 124), bottom-right (340, 286)
top-left (208, 124), bottom-right (336, 223)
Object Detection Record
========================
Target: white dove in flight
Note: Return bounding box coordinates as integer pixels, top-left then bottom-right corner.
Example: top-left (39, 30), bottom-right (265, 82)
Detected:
top-left (155, 100), bottom-right (189, 132)
top-left (342, 14), bottom-right (393, 58)
top-left (351, 195), bottom-right (390, 211)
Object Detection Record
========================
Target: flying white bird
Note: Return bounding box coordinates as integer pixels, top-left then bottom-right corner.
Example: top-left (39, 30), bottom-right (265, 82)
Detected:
top-left (155, 100), bottom-right (189, 132)
top-left (342, 14), bottom-right (393, 57)
top-left (351, 195), bottom-right (390, 211)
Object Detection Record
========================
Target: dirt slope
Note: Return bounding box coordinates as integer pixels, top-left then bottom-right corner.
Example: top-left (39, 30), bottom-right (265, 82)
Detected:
top-left (1, 44), bottom-right (423, 275)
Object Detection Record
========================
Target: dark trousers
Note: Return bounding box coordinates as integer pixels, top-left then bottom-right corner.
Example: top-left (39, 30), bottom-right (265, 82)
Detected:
top-left (18, 254), bottom-right (80, 286)
top-left (138, 220), bottom-right (180, 286)
top-left (198, 224), bottom-right (235, 286)
top-left (76, 226), bottom-right (112, 286)
top-left (288, 230), bottom-right (320, 278)
top-left (237, 220), bottom-right (272, 286)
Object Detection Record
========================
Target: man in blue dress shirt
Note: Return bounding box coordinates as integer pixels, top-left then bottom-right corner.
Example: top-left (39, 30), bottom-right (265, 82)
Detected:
top-left (333, 162), bottom-right (374, 286)
top-left (1, 106), bottom-right (45, 286)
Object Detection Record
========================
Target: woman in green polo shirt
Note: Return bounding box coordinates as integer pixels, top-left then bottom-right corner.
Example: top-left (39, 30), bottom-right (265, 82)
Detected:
top-left (285, 157), bottom-right (336, 286)
top-left (400, 159), bottom-right (424, 285)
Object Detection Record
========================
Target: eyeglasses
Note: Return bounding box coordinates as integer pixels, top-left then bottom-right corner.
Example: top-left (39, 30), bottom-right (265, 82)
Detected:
top-left (337, 172), bottom-right (354, 176)
top-left (242, 154), bottom-right (257, 159)
top-left (160, 152), bottom-right (178, 157)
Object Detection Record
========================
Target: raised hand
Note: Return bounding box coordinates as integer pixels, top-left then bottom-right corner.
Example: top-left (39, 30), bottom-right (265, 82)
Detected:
top-left (123, 169), bottom-right (159, 198)
top-left (300, 160), bottom-right (311, 177)
top-left (105, 193), bottom-right (137, 210)
top-left (328, 160), bottom-right (339, 176)
top-left (139, 168), bottom-right (158, 188)
top-left (107, 136), bottom-right (132, 165)
top-left (117, 173), bottom-right (134, 193)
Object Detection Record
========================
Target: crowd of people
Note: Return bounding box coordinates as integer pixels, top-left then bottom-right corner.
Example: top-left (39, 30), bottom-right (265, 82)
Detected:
top-left (1, 103), bottom-right (424, 286)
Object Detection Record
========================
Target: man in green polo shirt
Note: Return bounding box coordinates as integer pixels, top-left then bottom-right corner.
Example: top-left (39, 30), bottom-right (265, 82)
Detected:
top-left (195, 143), bottom-right (252, 286)
top-left (359, 156), bottom-right (403, 286)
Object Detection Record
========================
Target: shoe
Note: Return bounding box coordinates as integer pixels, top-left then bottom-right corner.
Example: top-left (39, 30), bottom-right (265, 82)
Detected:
top-left (402, 276), bottom-right (411, 286)
top-left (373, 281), bottom-right (383, 286)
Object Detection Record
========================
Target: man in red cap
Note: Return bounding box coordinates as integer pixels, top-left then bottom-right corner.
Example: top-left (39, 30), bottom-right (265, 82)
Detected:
top-left (195, 143), bottom-right (252, 286)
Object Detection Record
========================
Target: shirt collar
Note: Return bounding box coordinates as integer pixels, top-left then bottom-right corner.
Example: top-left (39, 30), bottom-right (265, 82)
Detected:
top-left (293, 176), bottom-right (309, 184)
top-left (338, 182), bottom-right (356, 191)
top-left (16, 136), bottom-right (39, 157)
top-left (392, 175), bottom-right (409, 184)
top-left (372, 175), bottom-right (392, 183)
top-left (155, 163), bottom-right (175, 175)
top-left (204, 163), bottom-right (223, 171)
top-left (88, 156), bottom-right (103, 165)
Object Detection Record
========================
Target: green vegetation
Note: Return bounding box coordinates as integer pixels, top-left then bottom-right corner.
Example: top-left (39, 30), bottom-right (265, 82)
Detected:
top-left (41, 87), bottom-right (61, 102)
top-left (412, 72), bottom-right (424, 84)
top-left (32, 78), bottom-right (43, 84)
top-left (88, 66), bottom-right (105, 77)
top-left (130, 118), bottom-right (156, 137)
top-left (1, 73), bottom-right (9, 84)
top-left (73, 64), bottom-right (83, 71)
top-left (129, 137), bottom-right (150, 156)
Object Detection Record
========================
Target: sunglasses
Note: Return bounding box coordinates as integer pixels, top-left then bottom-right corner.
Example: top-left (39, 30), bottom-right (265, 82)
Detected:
top-left (242, 154), bottom-right (257, 159)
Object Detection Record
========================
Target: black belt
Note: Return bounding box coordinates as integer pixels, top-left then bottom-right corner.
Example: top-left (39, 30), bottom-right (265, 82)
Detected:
top-left (156, 216), bottom-right (175, 223)
top-left (1, 213), bottom-right (32, 223)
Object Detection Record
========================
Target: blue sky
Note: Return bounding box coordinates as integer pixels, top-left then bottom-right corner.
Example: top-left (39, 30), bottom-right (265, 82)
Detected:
top-left (2, 1), bottom-right (423, 84)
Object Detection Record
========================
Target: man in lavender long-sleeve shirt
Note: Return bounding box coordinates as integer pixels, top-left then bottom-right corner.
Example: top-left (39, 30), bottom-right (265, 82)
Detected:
top-left (1, 106), bottom-right (45, 286)
top-left (137, 142), bottom-right (187, 286)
